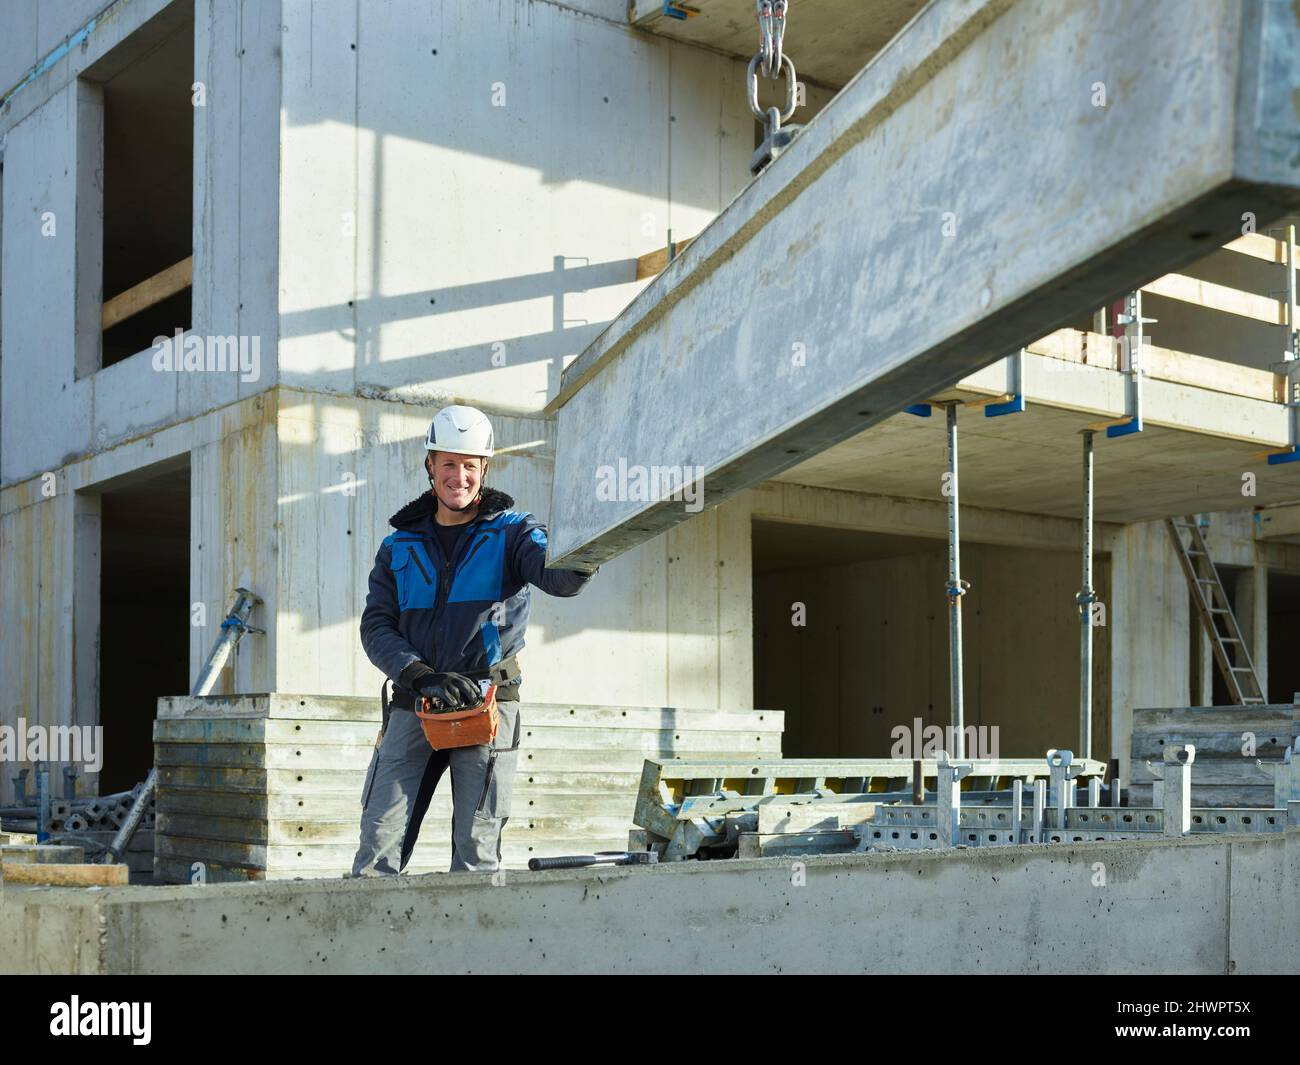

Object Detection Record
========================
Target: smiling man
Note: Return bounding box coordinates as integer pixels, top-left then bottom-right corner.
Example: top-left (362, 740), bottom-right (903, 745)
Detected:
top-left (351, 404), bottom-right (596, 875)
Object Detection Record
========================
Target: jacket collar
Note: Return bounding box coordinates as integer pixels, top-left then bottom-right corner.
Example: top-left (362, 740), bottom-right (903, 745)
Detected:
top-left (389, 485), bottom-right (514, 531)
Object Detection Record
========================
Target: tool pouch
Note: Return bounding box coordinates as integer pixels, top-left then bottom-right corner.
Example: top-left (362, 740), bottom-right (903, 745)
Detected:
top-left (415, 684), bottom-right (499, 751)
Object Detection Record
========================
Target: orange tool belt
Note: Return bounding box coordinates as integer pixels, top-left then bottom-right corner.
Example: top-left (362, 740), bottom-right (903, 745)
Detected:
top-left (415, 683), bottom-right (499, 751)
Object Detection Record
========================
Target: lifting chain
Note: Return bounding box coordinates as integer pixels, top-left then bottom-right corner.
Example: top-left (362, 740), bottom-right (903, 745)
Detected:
top-left (748, 1), bottom-right (800, 172)
top-left (756, 0), bottom-right (788, 77)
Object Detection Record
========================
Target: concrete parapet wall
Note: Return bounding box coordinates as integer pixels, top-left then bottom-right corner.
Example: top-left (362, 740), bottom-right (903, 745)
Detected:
top-left (2, 830), bottom-right (1295, 974)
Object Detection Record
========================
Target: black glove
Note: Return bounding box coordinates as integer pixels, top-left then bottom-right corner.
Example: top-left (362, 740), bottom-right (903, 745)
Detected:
top-left (415, 671), bottom-right (482, 712)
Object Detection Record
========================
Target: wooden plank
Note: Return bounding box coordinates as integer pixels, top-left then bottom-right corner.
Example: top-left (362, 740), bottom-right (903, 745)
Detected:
top-left (1025, 329), bottom-right (1089, 363)
top-left (635, 238), bottom-right (694, 281)
top-left (0, 844), bottom-right (85, 865)
top-left (101, 255), bottom-right (193, 331)
top-left (1024, 329), bottom-right (1281, 401)
top-left (1141, 343), bottom-right (1284, 403)
top-left (1, 862), bottom-right (129, 886)
top-left (1130, 733), bottom-right (1294, 759)
top-left (1142, 272), bottom-right (1286, 325)
top-left (1128, 760), bottom-right (1277, 786)
top-left (154, 857), bottom-right (264, 884)
top-left (1131, 705), bottom-right (1297, 730)
top-left (1223, 232), bottom-right (1288, 264)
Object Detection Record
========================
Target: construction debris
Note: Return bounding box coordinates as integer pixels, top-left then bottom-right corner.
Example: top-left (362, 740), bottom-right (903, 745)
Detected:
top-left (628, 745), bottom-right (1300, 861)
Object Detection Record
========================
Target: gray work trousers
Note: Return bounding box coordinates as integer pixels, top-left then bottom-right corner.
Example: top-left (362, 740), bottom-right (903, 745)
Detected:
top-left (350, 699), bottom-right (521, 875)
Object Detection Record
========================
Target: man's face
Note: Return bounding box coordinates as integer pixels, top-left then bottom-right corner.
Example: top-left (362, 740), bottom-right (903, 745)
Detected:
top-left (426, 451), bottom-right (484, 510)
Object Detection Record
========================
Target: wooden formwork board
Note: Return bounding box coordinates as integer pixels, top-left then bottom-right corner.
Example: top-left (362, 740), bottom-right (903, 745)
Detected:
top-left (1129, 704), bottom-right (1298, 809)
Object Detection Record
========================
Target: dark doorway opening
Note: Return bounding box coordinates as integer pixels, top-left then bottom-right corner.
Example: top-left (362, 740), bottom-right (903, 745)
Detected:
top-left (751, 519), bottom-right (1111, 760)
top-left (97, 457), bottom-right (190, 793)
top-left (1268, 571), bottom-right (1300, 704)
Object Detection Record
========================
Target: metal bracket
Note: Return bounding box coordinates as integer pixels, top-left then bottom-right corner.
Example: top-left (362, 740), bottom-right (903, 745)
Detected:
top-left (985, 350), bottom-right (1026, 417)
top-left (1108, 291), bottom-right (1155, 438)
top-left (936, 752), bottom-right (974, 847)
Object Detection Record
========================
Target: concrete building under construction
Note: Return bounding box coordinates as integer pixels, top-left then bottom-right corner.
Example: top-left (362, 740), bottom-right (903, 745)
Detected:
top-left (1, 0), bottom-right (1298, 974)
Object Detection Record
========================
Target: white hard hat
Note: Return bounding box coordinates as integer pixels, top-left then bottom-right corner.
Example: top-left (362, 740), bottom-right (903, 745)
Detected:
top-left (424, 405), bottom-right (494, 458)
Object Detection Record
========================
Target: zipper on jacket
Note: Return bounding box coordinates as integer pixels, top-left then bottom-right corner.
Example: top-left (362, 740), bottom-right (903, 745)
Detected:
top-left (424, 516), bottom-right (500, 670)
top-left (458, 532), bottom-right (491, 575)
top-left (408, 547), bottom-right (433, 585)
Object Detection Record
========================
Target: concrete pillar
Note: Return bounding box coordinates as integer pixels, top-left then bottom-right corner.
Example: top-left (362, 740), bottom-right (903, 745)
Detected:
top-left (73, 78), bottom-right (103, 380)
top-left (71, 490), bottom-right (101, 793)
top-left (1194, 626), bottom-right (1214, 706)
top-left (1252, 562), bottom-right (1269, 699)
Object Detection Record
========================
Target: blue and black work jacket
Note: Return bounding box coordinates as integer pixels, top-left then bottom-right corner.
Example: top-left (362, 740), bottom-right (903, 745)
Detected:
top-left (360, 486), bottom-right (592, 693)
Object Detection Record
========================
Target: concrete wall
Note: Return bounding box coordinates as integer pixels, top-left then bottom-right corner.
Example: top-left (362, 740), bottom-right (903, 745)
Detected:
top-left (3, 830), bottom-right (1295, 974)
top-left (0, 0), bottom-right (281, 488)
top-left (755, 541), bottom-right (1112, 761)
top-left (0, 0), bottom-right (108, 99)
top-left (275, 0), bottom-right (772, 411)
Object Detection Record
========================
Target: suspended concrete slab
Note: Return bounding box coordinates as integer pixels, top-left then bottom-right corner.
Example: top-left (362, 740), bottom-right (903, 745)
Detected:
top-left (544, 0), bottom-right (1300, 570)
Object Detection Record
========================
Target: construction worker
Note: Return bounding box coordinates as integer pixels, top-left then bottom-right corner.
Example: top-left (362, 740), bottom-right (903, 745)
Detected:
top-left (351, 404), bottom-right (595, 875)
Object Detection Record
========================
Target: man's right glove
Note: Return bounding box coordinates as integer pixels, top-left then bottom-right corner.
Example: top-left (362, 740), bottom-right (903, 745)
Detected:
top-left (399, 663), bottom-right (481, 712)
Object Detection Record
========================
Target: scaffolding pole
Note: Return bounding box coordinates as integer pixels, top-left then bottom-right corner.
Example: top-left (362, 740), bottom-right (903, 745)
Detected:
top-left (943, 403), bottom-right (967, 758)
top-left (1078, 430), bottom-right (1096, 760)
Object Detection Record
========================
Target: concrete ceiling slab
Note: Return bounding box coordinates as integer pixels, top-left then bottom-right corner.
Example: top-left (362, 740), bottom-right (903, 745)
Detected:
top-left (631, 0), bottom-right (929, 88)
top-left (774, 398), bottom-right (1300, 524)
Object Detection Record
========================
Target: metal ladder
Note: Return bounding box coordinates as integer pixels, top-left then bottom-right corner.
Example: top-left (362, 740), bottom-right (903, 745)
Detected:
top-left (1166, 517), bottom-right (1265, 704)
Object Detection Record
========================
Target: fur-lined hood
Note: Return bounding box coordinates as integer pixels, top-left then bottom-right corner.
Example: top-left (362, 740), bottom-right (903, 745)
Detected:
top-left (389, 485), bottom-right (516, 531)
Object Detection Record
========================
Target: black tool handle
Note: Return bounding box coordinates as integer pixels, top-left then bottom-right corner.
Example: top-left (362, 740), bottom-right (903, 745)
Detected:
top-left (528, 854), bottom-right (603, 870)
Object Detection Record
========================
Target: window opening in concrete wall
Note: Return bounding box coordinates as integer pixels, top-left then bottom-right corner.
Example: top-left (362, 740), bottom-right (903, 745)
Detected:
top-left (94, 455), bottom-right (191, 793)
top-left (78, 2), bottom-right (194, 373)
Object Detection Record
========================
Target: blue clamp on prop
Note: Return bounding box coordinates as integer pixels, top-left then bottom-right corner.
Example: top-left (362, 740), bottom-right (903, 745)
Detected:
top-left (984, 394), bottom-right (1025, 418)
top-left (904, 404), bottom-right (932, 417)
top-left (1106, 415), bottom-right (1143, 439)
top-left (1267, 448), bottom-right (1300, 465)
top-left (662, 1), bottom-right (696, 18)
